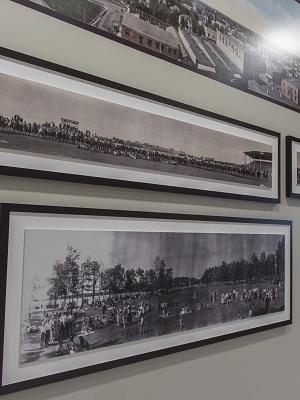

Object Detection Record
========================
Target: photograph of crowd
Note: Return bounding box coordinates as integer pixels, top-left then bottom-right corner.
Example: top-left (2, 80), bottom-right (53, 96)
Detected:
top-left (297, 151), bottom-right (300, 185)
top-left (0, 72), bottom-right (273, 190)
top-left (20, 228), bottom-right (286, 365)
top-left (24, 0), bottom-right (300, 111)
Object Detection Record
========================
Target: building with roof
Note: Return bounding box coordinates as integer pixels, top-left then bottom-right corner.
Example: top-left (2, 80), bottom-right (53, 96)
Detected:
top-left (281, 79), bottom-right (300, 105)
top-left (204, 26), bottom-right (217, 41)
top-left (216, 31), bottom-right (266, 79)
top-left (244, 151), bottom-right (272, 173)
top-left (216, 30), bottom-right (245, 72)
top-left (120, 13), bottom-right (180, 59)
top-left (178, 29), bottom-right (216, 73)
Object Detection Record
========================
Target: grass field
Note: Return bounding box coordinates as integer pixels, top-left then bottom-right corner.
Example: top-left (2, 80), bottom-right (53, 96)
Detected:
top-left (20, 282), bottom-right (284, 364)
top-left (0, 131), bottom-right (272, 188)
top-left (43, 0), bottom-right (104, 23)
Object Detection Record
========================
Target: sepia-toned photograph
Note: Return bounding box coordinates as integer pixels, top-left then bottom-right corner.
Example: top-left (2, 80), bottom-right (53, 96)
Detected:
top-left (0, 71), bottom-right (274, 191)
top-left (18, 0), bottom-right (300, 112)
top-left (20, 228), bottom-right (286, 364)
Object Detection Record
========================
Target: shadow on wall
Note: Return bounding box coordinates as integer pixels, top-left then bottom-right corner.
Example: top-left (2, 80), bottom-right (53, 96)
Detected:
top-left (0, 175), bottom-right (279, 214)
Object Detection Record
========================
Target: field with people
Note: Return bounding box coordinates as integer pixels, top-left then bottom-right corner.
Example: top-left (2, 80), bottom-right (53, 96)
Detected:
top-left (19, 225), bottom-right (285, 364)
top-left (20, 281), bottom-right (284, 364)
top-left (0, 129), bottom-right (271, 188)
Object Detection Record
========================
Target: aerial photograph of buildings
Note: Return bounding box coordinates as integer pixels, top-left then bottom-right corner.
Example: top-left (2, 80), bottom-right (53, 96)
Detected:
top-left (29, 0), bottom-right (300, 111)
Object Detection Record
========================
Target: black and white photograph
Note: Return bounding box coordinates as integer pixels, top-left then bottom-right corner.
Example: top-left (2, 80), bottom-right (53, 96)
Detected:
top-left (11, 0), bottom-right (300, 112)
top-left (20, 230), bottom-right (285, 364)
top-left (0, 50), bottom-right (280, 202)
top-left (0, 205), bottom-right (292, 393)
top-left (286, 135), bottom-right (300, 198)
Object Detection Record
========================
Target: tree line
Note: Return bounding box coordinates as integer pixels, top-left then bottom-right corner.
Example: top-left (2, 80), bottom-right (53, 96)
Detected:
top-left (46, 238), bottom-right (285, 304)
top-left (201, 238), bottom-right (285, 285)
top-left (46, 246), bottom-right (196, 304)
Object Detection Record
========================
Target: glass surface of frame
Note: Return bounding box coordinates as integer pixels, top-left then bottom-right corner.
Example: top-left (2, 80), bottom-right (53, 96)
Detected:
top-left (0, 48), bottom-right (280, 202)
top-left (7, 0), bottom-right (300, 114)
top-left (0, 204), bottom-right (292, 394)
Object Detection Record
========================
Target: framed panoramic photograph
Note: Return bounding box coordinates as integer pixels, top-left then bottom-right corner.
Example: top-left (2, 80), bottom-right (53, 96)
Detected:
top-left (0, 48), bottom-right (280, 202)
top-left (8, 0), bottom-right (300, 113)
top-left (286, 135), bottom-right (300, 199)
top-left (0, 204), bottom-right (292, 394)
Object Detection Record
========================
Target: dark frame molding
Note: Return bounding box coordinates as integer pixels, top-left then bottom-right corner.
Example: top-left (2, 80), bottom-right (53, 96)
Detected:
top-left (0, 47), bottom-right (281, 203)
top-left (0, 203), bottom-right (293, 395)
top-left (7, 0), bottom-right (300, 115)
top-left (286, 135), bottom-right (300, 199)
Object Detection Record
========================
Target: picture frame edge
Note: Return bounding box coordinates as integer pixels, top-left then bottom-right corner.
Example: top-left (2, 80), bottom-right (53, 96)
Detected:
top-left (0, 203), bottom-right (293, 395)
top-left (0, 204), bottom-right (11, 392)
top-left (0, 319), bottom-right (292, 396)
top-left (0, 47), bottom-right (281, 203)
top-left (6, 0), bottom-right (300, 115)
top-left (286, 136), bottom-right (300, 199)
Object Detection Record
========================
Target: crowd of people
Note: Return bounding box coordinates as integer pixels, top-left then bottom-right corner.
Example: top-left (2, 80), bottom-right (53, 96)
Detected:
top-left (25, 292), bottom-right (152, 357)
top-left (22, 281), bottom-right (283, 358)
top-left (160, 284), bottom-right (280, 324)
top-left (219, 286), bottom-right (279, 316)
top-left (0, 114), bottom-right (271, 182)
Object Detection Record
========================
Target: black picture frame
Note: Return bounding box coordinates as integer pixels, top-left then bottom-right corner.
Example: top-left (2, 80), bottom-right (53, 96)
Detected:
top-left (0, 47), bottom-right (280, 203)
top-left (0, 203), bottom-right (292, 395)
top-left (7, 0), bottom-right (300, 114)
top-left (286, 135), bottom-right (300, 199)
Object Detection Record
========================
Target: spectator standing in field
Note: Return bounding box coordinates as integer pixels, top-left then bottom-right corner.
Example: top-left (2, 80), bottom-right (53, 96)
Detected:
top-left (49, 316), bottom-right (55, 343)
top-left (179, 315), bottom-right (184, 332)
top-left (59, 313), bottom-right (67, 339)
top-left (265, 293), bottom-right (271, 314)
top-left (40, 322), bottom-right (46, 348)
top-left (44, 319), bottom-right (51, 347)
top-left (248, 305), bottom-right (254, 318)
top-left (116, 310), bottom-right (120, 328)
top-left (122, 308), bottom-right (126, 328)
top-left (140, 312), bottom-right (145, 336)
top-left (127, 307), bottom-right (133, 325)
top-left (67, 312), bottom-right (74, 337)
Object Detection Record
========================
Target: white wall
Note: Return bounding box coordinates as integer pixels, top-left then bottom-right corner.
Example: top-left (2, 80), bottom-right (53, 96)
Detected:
top-left (0, 1), bottom-right (299, 399)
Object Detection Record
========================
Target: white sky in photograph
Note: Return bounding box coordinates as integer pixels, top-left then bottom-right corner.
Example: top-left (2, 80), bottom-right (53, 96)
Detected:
top-left (0, 73), bottom-right (271, 164)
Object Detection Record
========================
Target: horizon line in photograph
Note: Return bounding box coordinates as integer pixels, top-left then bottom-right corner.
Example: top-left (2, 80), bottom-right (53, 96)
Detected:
top-left (0, 72), bottom-right (272, 165)
top-left (21, 230), bottom-right (284, 309)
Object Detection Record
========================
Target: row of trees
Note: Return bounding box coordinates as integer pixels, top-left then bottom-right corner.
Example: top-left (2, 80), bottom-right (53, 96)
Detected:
top-left (46, 247), bottom-right (192, 305)
top-left (44, 0), bottom-right (103, 24)
top-left (201, 238), bottom-right (285, 285)
top-left (128, 0), bottom-right (204, 34)
top-left (46, 239), bottom-right (284, 304)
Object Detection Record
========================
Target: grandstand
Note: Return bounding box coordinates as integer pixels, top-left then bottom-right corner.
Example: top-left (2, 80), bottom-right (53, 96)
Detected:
top-left (244, 151), bottom-right (272, 173)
